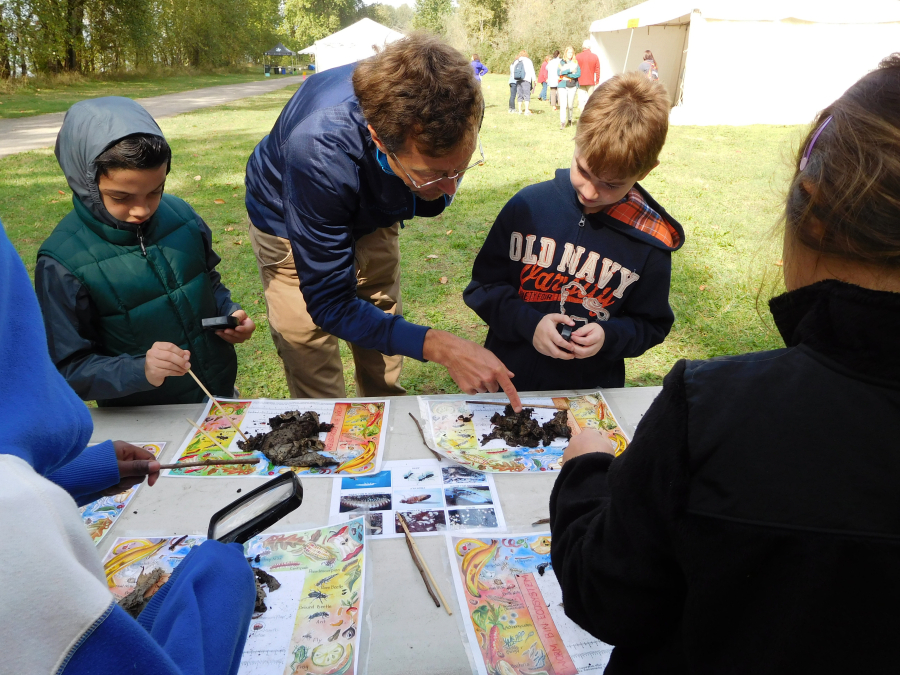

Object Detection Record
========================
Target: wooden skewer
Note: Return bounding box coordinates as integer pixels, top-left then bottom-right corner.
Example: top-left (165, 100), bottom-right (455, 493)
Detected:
top-left (185, 417), bottom-right (237, 459)
top-left (402, 532), bottom-right (441, 607)
top-left (159, 458), bottom-right (260, 470)
top-left (186, 369), bottom-right (249, 443)
top-left (407, 412), bottom-right (443, 462)
top-left (398, 513), bottom-right (452, 616)
top-left (465, 400), bottom-right (569, 411)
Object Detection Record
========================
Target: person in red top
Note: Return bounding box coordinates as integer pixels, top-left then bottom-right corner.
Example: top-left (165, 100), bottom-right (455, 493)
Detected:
top-left (576, 40), bottom-right (600, 115)
top-left (538, 55), bottom-right (550, 101)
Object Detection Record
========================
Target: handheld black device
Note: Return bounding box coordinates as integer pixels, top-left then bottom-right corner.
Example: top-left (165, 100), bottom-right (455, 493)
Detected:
top-left (202, 316), bottom-right (240, 331)
top-left (556, 323), bottom-right (574, 342)
top-left (208, 472), bottom-right (303, 544)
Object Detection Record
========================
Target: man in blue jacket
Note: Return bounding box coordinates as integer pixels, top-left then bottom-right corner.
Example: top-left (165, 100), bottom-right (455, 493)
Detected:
top-left (245, 33), bottom-right (521, 409)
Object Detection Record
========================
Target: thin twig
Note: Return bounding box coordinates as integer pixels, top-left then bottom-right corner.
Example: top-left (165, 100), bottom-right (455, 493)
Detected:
top-left (184, 417), bottom-right (236, 459)
top-left (402, 532), bottom-right (440, 607)
top-left (398, 513), bottom-right (452, 615)
top-left (159, 458), bottom-right (260, 470)
top-left (408, 412), bottom-right (442, 462)
top-left (465, 400), bottom-right (569, 410)
top-left (532, 517), bottom-right (550, 526)
top-left (186, 369), bottom-right (250, 442)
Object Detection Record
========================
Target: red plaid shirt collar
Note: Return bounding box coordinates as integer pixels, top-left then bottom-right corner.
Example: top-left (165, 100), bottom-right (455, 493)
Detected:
top-left (601, 188), bottom-right (680, 248)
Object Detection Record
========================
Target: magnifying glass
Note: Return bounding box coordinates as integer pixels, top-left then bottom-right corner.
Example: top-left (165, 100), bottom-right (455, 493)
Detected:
top-left (208, 472), bottom-right (303, 544)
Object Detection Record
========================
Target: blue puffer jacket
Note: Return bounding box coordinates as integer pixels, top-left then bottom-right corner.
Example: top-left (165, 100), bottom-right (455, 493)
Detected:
top-left (245, 63), bottom-right (453, 361)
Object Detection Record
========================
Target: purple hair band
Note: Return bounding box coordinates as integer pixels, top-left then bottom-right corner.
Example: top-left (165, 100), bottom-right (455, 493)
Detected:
top-left (799, 115), bottom-right (833, 171)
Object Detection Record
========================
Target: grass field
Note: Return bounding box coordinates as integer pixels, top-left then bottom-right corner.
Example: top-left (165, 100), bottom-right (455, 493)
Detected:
top-left (0, 69), bottom-right (280, 119)
top-left (0, 73), bottom-right (805, 399)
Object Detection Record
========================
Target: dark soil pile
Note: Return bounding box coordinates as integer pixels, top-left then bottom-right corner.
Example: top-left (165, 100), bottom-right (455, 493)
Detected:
top-left (253, 567), bottom-right (282, 613)
top-left (238, 410), bottom-right (336, 466)
top-left (480, 406), bottom-right (572, 447)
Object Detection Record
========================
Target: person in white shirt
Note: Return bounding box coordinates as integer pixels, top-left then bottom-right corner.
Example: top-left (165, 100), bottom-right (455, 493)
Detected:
top-left (547, 50), bottom-right (561, 110)
top-left (512, 50), bottom-right (537, 115)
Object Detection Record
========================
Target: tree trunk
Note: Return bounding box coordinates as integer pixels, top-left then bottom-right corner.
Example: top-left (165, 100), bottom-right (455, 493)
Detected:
top-left (65, 0), bottom-right (85, 72)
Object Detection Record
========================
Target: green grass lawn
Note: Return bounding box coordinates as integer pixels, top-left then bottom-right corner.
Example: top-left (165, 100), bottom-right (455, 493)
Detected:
top-left (0, 73), bottom-right (805, 400)
top-left (0, 69), bottom-right (284, 119)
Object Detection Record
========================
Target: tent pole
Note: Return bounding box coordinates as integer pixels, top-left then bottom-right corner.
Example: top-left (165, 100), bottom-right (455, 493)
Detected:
top-left (624, 27), bottom-right (634, 72)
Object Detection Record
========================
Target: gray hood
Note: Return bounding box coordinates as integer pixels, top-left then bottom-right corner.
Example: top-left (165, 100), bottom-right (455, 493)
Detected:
top-left (55, 96), bottom-right (166, 230)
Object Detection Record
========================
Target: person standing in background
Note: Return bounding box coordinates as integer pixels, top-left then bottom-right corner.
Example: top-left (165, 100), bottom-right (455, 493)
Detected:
top-left (548, 50), bottom-right (561, 111)
top-left (538, 55), bottom-right (549, 101)
top-left (558, 46), bottom-right (581, 129)
top-left (508, 58), bottom-right (518, 113)
top-left (576, 40), bottom-right (600, 114)
top-left (471, 54), bottom-right (488, 82)
top-left (639, 50), bottom-right (659, 81)
top-left (512, 50), bottom-right (537, 115)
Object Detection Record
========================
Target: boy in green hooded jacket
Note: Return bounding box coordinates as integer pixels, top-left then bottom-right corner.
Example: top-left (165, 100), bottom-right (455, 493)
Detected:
top-left (35, 97), bottom-right (255, 407)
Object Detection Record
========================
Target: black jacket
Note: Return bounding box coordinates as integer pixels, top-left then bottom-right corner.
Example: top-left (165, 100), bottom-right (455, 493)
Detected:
top-left (464, 170), bottom-right (683, 391)
top-left (550, 280), bottom-right (900, 674)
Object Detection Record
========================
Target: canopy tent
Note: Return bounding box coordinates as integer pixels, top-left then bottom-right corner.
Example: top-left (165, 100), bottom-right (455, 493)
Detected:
top-left (588, 0), bottom-right (900, 125)
top-left (300, 18), bottom-right (404, 73)
top-left (263, 43), bottom-right (297, 73)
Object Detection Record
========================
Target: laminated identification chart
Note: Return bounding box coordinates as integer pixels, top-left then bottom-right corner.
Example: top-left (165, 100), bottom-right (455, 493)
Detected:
top-left (329, 459), bottom-right (506, 538)
top-left (448, 533), bottom-right (612, 675)
top-left (166, 398), bottom-right (389, 477)
top-left (102, 520), bottom-right (367, 675)
top-left (418, 393), bottom-right (629, 473)
top-left (79, 441), bottom-right (165, 545)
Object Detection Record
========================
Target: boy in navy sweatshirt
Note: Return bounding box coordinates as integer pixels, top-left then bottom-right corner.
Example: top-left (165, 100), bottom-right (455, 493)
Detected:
top-left (464, 72), bottom-right (683, 392)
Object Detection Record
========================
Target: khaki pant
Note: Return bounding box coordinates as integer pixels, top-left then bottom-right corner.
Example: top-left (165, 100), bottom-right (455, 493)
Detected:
top-left (577, 85), bottom-right (595, 114)
top-left (249, 223), bottom-right (406, 399)
top-left (549, 87), bottom-right (558, 108)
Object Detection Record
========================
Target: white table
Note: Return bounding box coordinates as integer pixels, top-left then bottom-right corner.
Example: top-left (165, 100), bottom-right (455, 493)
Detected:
top-left (90, 387), bottom-right (661, 675)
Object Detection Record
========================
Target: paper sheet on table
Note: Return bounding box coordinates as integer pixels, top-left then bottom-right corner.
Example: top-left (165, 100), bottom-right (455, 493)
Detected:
top-left (328, 458), bottom-right (506, 538)
top-left (165, 398), bottom-right (388, 477)
top-left (447, 532), bottom-right (612, 675)
top-left (102, 520), bottom-right (367, 675)
top-left (417, 393), bottom-right (628, 472)
top-left (79, 441), bottom-right (166, 545)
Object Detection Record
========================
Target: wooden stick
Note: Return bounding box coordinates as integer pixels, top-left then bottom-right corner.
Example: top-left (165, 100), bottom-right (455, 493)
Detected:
top-left (532, 517), bottom-right (550, 526)
top-left (186, 369), bottom-right (249, 443)
top-left (398, 513), bottom-right (452, 616)
top-left (159, 458), bottom-right (260, 470)
top-left (407, 412), bottom-right (442, 462)
top-left (465, 400), bottom-right (569, 411)
top-left (402, 532), bottom-right (441, 607)
top-left (184, 417), bottom-right (237, 459)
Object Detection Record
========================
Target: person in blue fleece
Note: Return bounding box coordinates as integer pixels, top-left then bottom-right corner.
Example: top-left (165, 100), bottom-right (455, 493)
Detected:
top-left (464, 73), bottom-right (683, 392)
top-left (0, 218), bottom-right (255, 674)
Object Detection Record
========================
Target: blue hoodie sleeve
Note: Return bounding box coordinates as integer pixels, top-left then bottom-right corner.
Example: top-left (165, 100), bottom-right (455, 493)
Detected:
top-left (46, 440), bottom-right (120, 506)
top-left (597, 246), bottom-right (674, 362)
top-left (62, 541), bottom-right (255, 675)
top-left (281, 125), bottom-right (429, 360)
top-left (464, 196), bottom-right (546, 344)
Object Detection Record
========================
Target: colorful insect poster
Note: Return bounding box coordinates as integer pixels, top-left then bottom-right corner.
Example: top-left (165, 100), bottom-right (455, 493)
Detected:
top-left (417, 393), bottom-right (628, 473)
top-left (79, 442), bottom-right (166, 545)
top-left (329, 459), bottom-right (506, 539)
top-left (448, 534), bottom-right (612, 675)
top-left (166, 398), bottom-right (389, 477)
top-left (102, 520), bottom-right (367, 675)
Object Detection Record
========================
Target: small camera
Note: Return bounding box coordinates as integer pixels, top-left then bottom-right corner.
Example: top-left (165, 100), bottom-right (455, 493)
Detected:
top-left (202, 316), bottom-right (240, 331)
top-left (556, 323), bottom-right (574, 342)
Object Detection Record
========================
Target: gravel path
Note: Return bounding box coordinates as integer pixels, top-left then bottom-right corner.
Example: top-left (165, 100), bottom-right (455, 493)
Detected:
top-left (0, 75), bottom-right (303, 158)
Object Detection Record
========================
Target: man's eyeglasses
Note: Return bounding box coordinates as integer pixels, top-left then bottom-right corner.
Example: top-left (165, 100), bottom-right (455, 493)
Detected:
top-left (390, 138), bottom-right (485, 189)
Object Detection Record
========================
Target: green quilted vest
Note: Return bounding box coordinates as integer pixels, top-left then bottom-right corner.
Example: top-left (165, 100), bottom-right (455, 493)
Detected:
top-left (39, 194), bottom-right (237, 407)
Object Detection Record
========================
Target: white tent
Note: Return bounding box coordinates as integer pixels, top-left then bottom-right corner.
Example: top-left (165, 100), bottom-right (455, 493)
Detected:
top-left (301, 18), bottom-right (404, 73)
top-left (589, 0), bottom-right (900, 125)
